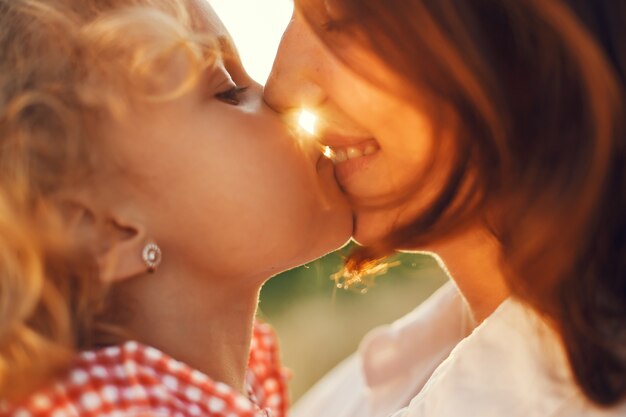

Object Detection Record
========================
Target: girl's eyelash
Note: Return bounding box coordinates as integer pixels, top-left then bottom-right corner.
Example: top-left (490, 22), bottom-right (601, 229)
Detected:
top-left (215, 86), bottom-right (249, 105)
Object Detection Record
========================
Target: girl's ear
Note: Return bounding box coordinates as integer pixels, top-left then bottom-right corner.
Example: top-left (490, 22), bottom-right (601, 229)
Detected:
top-left (59, 196), bottom-right (151, 284)
top-left (97, 214), bottom-right (150, 284)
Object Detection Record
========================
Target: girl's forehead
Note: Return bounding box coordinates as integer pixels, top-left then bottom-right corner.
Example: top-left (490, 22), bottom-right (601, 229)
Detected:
top-left (188, 0), bottom-right (230, 38)
top-left (188, 0), bottom-right (239, 58)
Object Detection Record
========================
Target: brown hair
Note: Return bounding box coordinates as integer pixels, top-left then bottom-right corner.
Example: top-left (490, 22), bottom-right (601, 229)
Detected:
top-left (0, 0), bottom-right (217, 400)
top-left (297, 0), bottom-right (626, 406)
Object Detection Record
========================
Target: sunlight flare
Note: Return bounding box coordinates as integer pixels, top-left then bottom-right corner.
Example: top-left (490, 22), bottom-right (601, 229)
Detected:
top-left (298, 109), bottom-right (318, 136)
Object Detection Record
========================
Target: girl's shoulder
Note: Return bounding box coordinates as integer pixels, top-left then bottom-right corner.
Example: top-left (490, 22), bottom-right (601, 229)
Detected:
top-left (247, 321), bottom-right (290, 416)
top-left (1, 321), bottom-right (288, 417)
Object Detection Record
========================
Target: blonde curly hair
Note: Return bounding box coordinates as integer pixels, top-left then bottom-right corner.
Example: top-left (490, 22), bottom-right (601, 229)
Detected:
top-left (0, 0), bottom-right (218, 400)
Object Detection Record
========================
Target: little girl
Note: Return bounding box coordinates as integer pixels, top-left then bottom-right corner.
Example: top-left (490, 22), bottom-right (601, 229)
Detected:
top-left (0, 0), bottom-right (352, 416)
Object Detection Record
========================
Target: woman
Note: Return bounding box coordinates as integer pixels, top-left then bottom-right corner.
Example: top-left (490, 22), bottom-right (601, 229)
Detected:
top-left (265, 0), bottom-right (626, 416)
top-left (0, 0), bottom-right (351, 416)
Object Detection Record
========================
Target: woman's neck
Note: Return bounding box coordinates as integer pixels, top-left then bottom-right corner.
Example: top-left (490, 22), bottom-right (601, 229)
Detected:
top-left (117, 267), bottom-right (263, 394)
top-left (430, 225), bottom-right (510, 323)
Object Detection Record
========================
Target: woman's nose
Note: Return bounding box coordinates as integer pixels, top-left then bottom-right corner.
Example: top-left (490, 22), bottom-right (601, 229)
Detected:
top-left (264, 15), bottom-right (326, 114)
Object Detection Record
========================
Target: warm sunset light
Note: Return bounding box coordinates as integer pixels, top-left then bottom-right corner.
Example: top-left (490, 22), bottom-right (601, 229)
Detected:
top-left (298, 109), bottom-right (318, 136)
top-left (209, 0), bottom-right (293, 84)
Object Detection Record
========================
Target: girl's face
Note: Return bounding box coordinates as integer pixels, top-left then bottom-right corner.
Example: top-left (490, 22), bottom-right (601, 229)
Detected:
top-left (96, 3), bottom-right (352, 283)
top-left (265, 9), bottom-right (439, 247)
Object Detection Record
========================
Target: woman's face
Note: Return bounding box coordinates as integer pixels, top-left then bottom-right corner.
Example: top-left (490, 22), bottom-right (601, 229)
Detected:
top-left (264, 9), bottom-right (438, 246)
top-left (97, 2), bottom-right (352, 283)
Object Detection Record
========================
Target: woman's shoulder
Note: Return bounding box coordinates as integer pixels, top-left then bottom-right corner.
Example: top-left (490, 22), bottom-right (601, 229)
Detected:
top-left (2, 336), bottom-right (286, 417)
top-left (398, 299), bottom-right (626, 417)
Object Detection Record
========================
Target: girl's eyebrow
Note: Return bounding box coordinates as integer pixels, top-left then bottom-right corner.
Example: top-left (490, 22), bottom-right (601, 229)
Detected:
top-left (216, 36), bottom-right (232, 56)
top-left (214, 34), bottom-right (248, 81)
top-left (216, 35), bottom-right (243, 65)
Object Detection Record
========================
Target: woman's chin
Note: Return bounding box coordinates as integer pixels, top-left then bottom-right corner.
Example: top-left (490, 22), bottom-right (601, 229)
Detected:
top-left (351, 212), bottom-right (396, 247)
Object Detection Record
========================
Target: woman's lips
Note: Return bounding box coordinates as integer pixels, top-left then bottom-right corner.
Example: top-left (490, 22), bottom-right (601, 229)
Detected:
top-left (320, 137), bottom-right (380, 182)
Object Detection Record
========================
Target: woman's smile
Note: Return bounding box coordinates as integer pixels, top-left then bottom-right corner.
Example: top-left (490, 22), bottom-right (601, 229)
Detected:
top-left (319, 134), bottom-right (381, 182)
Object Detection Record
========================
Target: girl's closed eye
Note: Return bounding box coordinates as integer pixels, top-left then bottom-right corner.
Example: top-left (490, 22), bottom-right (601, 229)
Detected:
top-left (215, 85), bottom-right (249, 106)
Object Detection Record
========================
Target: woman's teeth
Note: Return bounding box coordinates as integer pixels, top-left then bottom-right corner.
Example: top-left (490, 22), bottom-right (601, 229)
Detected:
top-left (363, 144), bottom-right (379, 155)
top-left (325, 143), bottom-right (379, 164)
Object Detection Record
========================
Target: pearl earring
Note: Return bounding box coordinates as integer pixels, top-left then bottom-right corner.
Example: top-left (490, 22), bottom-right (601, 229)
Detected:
top-left (142, 242), bottom-right (162, 272)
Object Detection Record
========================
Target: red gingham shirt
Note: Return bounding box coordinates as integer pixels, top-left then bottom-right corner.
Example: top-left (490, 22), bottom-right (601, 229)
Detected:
top-left (1, 322), bottom-right (289, 417)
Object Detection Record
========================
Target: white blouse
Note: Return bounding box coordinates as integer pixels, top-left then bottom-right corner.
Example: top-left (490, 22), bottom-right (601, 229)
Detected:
top-left (292, 281), bottom-right (626, 417)
top-left (292, 282), bottom-right (471, 417)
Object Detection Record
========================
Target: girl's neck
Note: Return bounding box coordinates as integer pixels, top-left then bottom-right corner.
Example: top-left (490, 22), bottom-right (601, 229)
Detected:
top-left (430, 225), bottom-right (510, 324)
top-left (117, 267), bottom-right (263, 394)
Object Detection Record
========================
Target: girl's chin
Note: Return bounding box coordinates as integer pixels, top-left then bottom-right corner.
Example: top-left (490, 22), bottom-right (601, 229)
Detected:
top-left (315, 219), bottom-right (353, 256)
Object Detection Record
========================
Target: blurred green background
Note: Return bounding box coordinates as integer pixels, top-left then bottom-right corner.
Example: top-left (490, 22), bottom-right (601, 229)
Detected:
top-left (257, 244), bottom-right (449, 401)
